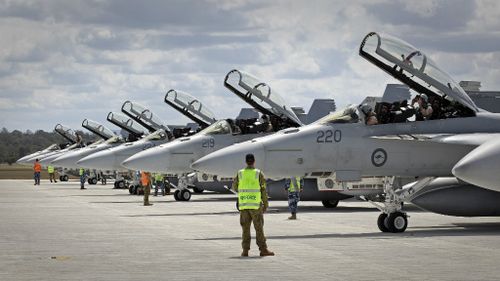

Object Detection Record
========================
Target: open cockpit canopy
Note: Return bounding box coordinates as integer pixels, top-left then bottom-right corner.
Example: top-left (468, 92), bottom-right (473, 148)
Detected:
top-left (121, 101), bottom-right (171, 135)
top-left (54, 124), bottom-right (78, 143)
top-left (224, 69), bottom-right (303, 127)
top-left (359, 32), bottom-right (479, 114)
top-left (164, 90), bottom-right (217, 128)
top-left (199, 119), bottom-right (232, 135)
top-left (82, 119), bottom-right (116, 140)
top-left (106, 112), bottom-right (145, 138)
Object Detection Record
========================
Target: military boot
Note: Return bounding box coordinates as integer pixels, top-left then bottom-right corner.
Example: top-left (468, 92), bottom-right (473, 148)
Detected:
top-left (260, 248), bottom-right (275, 256)
top-left (241, 249), bottom-right (249, 257)
top-left (288, 213), bottom-right (296, 220)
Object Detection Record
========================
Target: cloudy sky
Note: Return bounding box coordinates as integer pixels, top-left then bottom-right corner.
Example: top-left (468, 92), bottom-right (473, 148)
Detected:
top-left (1, 0), bottom-right (499, 132)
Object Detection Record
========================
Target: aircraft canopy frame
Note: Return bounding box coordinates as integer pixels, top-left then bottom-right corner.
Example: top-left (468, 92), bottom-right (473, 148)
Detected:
top-left (54, 124), bottom-right (78, 144)
top-left (359, 32), bottom-right (479, 113)
top-left (82, 119), bottom-right (116, 140)
top-left (121, 101), bottom-right (171, 135)
top-left (224, 69), bottom-right (303, 126)
top-left (164, 89), bottom-right (217, 128)
top-left (106, 112), bottom-right (145, 138)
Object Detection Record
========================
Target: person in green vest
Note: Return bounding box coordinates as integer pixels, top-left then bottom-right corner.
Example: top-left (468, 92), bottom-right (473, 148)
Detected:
top-left (232, 153), bottom-right (274, 257)
top-left (153, 173), bottom-right (165, 196)
top-left (79, 168), bottom-right (86, 190)
top-left (285, 176), bottom-right (304, 220)
top-left (47, 165), bottom-right (57, 183)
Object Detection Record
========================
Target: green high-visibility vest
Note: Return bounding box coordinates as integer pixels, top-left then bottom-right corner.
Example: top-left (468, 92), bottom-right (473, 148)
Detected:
top-left (289, 176), bottom-right (302, 192)
top-left (154, 173), bottom-right (164, 181)
top-left (79, 168), bottom-right (84, 176)
top-left (47, 165), bottom-right (54, 173)
top-left (237, 168), bottom-right (261, 210)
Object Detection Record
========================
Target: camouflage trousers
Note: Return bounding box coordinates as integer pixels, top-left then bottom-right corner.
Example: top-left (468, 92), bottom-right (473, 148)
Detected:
top-left (240, 209), bottom-right (267, 251)
top-left (143, 184), bottom-right (151, 205)
top-left (288, 191), bottom-right (300, 213)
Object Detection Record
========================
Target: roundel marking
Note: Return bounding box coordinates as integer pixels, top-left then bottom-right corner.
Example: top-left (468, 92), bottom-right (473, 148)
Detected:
top-left (371, 148), bottom-right (387, 167)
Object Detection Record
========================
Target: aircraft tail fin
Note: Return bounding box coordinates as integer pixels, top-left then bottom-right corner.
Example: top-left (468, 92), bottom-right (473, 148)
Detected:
top-left (304, 99), bottom-right (336, 124)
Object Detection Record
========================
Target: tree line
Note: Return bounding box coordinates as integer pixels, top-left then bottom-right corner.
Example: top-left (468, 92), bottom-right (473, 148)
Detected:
top-left (0, 128), bottom-right (96, 164)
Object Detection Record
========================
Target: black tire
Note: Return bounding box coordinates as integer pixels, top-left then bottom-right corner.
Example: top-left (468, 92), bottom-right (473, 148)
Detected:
top-left (377, 213), bottom-right (390, 232)
top-left (59, 176), bottom-right (63, 181)
top-left (91, 178), bottom-right (98, 185)
top-left (128, 185), bottom-right (135, 194)
top-left (117, 181), bottom-right (125, 189)
top-left (181, 190), bottom-right (191, 201)
top-left (62, 175), bottom-right (69, 182)
top-left (387, 212), bottom-right (408, 233)
top-left (322, 199), bottom-right (339, 208)
top-left (174, 190), bottom-right (181, 201)
top-left (193, 187), bottom-right (204, 194)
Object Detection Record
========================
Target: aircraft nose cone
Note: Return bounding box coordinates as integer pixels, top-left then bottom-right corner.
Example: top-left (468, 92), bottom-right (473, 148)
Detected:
top-left (122, 148), bottom-right (168, 173)
top-left (452, 139), bottom-right (500, 192)
top-left (191, 141), bottom-right (265, 178)
top-left (77, 150), bottom-right (115, 170)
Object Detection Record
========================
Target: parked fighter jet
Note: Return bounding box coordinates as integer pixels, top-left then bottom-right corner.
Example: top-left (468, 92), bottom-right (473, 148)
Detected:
top-left (76, 95), bottom-right (205, 191)
top-left (50, 121), bottom-right (124, 170)
top-left (192, 32), bottom-right (500, 233)
top-left (122, 70), bottom-right (342, 204)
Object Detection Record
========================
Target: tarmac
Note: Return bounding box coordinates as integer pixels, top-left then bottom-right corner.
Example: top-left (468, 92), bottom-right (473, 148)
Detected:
top-left (1, 179), bottom-right (500, 281)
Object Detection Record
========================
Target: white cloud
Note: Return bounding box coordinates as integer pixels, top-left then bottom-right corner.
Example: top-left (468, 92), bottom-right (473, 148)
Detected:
top-left (0, 0), bottom-right (499, 132)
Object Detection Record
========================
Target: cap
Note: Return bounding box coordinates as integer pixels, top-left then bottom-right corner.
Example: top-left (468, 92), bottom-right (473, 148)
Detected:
top-left (245, 153), bottom-right (255, 163)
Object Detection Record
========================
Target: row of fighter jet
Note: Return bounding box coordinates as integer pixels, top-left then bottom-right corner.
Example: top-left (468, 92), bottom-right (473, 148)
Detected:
top-left (18, 32), bottom-right (500, 233)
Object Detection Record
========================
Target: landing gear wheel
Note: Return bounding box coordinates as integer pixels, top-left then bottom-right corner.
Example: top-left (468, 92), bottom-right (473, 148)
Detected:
top-left (117, 181), bottom-right (125, 189)
top-left (377, 213), bottom-right (390, 232)
top-left (62, 175), bottom-right (69, 181)
top-left (128, 185), bottom-right (135, 194)
top-left (387, 212), bottom-right (408, 233)
top-left (321, 199), bottom-right (339, 208)
top-left (193, 187), bottom-right (204, 194)
top-left (59, 176), bottom-right (63, 181)
top-left (180, 190), bottom-right (191, 201)
top-left (173, 190), bottom-right (181, 201)
top-left (90, 178), bottom-right (98, 185)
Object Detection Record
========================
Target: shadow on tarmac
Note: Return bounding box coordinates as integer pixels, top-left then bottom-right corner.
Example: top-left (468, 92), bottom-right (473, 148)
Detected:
top-left (191, 222), bottom-right (500, 241)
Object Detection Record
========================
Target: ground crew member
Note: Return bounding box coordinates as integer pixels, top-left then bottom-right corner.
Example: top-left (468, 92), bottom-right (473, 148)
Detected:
top-left (33, 159), bottom-right (41, 186)
top-left (141, 171), bottom-right (153, 206)
top-left (232, 153), bottom-right (274, 257)
top-left (153, 173), bottom-right (165, 196)
top-left (79, 168), bottom-right (86, 189)
top-left (47, 165), bottom-right (57, 183)
top-left (285, 176), bottom-right (304, 220)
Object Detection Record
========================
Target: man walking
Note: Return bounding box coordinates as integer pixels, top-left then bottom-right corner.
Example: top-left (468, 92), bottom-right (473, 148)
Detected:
top-left (285, 176), bottom-right (304, 220)
top-left (48, 165), bottom-right (57, 183)
top-left (232, 153), bottom-right (274, 257)
top-left (79, 168), bottom-right (87, 189)
top-left (33, 159), bottom-right (41, 186)
top-left (141, 171), bottom-right (153, 206)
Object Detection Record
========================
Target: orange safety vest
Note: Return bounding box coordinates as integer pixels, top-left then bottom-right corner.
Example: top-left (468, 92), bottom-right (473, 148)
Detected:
top-left (141, 172), bottom-right (150, 186)
top-left (34, 162), bottom-right (42, 173)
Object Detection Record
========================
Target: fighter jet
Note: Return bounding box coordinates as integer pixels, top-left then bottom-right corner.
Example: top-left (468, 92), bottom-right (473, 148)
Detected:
top-left (50, 121), bottom-right (124, 171)
top-left (191, 32), bottom-right (500, 233)
top-left (76, 94), bottom-right (205, 189)
top-left (122, 70), bottom-right (340, 203)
